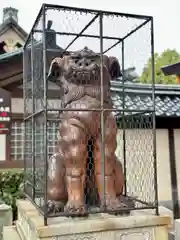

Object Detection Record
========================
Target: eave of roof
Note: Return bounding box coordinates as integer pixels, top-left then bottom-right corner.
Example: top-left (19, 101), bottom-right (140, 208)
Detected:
top-left (111, 81), bottom-right (180, 95)
top-left (161, 62), bottom-right (180, 76)
top-left (0, 47), bottom-right (23, 62)
top-left (0, 38), bottom-right (65, 62)
top-left (0, 17), bottom-right (28, 40)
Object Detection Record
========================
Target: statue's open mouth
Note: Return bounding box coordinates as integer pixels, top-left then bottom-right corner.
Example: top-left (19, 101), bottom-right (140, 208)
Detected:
top-left (66, 66), bottom-right (101, 84)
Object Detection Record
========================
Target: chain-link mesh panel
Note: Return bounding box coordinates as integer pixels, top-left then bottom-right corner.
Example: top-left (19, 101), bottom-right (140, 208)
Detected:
top-left (31, 33), bottom-right (44, 113)
top-left (24, 119), bottom-right (33, 198)
top-left (33, 112), bottom-right (46, 208)
top-left (116, 112), bottom-right (155, 207)
top-left (24, 43), bottom-right (32, 117)
top-left (47, 119), bottom-right (59, 158)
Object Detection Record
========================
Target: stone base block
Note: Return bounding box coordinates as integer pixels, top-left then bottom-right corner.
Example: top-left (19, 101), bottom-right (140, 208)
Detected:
top-left (131, 205), bottom-right (174, 231)
top-left (175, 219), bottom-right (180, 239)
top-left (0, 204), bottom-right (12, 240)
top-left (3, 226), bottom-right (21, 240)
top-left (5, 199), bottom-right (171, 240)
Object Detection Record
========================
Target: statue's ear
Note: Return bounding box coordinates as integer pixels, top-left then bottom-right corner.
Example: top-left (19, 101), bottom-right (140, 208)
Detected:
top-left (108, 56), bottom-right (122, 80)
top-left (47, 58), bottom-right (63, 81)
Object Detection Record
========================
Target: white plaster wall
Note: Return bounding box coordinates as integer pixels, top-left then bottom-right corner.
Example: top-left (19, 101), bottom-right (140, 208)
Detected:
top-left (174, 129), bottom-right (180, 200)
top-left (156, 129), bottom-right (172, 202)
top-left (0, 134), bottom-right (6, 161)
top-left (116, 129), bottom-right (172, 202)
top-left (11, 98), bottom-right (23, 113)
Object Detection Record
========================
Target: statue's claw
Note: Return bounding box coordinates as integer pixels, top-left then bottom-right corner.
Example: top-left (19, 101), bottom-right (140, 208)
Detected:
top-left (47, 200), bottom-right (64, 214)
top-left (64, 200), bottom-right (87, 216)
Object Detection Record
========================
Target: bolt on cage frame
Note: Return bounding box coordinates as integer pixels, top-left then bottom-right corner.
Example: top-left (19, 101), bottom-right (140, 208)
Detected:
top-left (23, 3), bottom-right (158, 225)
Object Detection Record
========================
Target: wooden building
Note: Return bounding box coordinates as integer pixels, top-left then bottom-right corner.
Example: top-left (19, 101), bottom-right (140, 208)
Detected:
top-left (0, 7), bottom-right (27, 168)
top-left (0, 7), bottom-right (180, 214)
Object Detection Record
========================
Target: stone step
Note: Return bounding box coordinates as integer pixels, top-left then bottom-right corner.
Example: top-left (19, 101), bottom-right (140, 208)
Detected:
top-left (3, 226), bottom-right (21, 240)
top-left (15, 221), bottom-right (27, 240)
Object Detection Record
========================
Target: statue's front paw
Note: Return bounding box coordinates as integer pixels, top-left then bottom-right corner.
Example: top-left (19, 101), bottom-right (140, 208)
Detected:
top-left (47, 200), bottom-right (64, 214)
top-left (104, 196), bottom-right (128, 211)
top-left (64, 200), bottom-right (87, 216)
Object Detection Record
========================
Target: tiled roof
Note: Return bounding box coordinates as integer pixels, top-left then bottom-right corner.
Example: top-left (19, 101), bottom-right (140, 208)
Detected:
top-left (111, 81), bottom-right (180, 117)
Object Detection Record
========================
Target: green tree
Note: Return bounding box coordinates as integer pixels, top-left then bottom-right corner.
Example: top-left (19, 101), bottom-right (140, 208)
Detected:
top-left (139, 49), bottom-right (180, 84)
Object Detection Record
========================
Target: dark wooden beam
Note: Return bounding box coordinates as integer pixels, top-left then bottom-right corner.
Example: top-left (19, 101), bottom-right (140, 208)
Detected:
top-left (168, 128), bottom-right (180, 219)
top-left (156, 117), bottom-right (180, 129)
top-left (0, 72), bottom-right (23, 88)
top-left (12, 87), bottom-right (61, 99)
top-left (12, 113), bottom-right (24, 119)
top-left (161, 62), bottom-right (180, 76)
top-left (5, 79), bottom-right (23, 92)
top-left (0, 160), bottom-right (23, 169)
top-left (0, 61), bottom-right (22, 80)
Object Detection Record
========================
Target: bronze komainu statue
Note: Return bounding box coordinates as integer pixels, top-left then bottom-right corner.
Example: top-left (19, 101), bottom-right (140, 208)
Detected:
top-left (47, 47), bottom-right (125, 215)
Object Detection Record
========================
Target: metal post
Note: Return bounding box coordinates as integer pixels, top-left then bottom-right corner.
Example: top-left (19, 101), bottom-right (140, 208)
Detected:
top-left (31, 32), bottom-right (35, 201)
top-left (42, 5), bottom-right (48, 225)
top-left (99, 13), bottom-right (105, 210)
top-left (23, 44), bottom-right (27, 195)
top-left (151, 17), bottom-right (159, 215)
top-left (121, 40), bottom-right (127, 196)
top-left (168, 128), bottom-right (180, 219)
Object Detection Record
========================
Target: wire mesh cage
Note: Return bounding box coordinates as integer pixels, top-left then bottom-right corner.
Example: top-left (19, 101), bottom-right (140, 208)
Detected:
top-left (23, 4), bottom-right (158, 224)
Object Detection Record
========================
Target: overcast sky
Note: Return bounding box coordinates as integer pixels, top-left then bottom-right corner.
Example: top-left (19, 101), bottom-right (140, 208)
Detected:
top-left (0, 0), bottom-right (180, 73)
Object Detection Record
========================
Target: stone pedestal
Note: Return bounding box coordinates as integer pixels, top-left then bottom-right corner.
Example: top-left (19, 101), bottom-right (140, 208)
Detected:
top-left (3, 199), bottom-right (171, 240)
top-left (175, 219), bottom-right (180, 239)
top-left (0, 204), bottom-right (12, 240)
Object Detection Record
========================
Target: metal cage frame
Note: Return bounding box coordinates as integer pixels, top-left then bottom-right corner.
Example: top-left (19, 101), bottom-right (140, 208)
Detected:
top-left (23, 3), bottom-right (158, 225)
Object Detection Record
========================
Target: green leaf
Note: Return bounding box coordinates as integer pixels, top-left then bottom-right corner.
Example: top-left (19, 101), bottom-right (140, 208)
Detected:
top-left (0, 170), bottom-right (24, 221)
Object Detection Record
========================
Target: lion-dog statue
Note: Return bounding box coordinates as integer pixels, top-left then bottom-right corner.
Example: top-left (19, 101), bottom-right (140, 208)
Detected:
top-left (47, 47), bottom-right (125, 215)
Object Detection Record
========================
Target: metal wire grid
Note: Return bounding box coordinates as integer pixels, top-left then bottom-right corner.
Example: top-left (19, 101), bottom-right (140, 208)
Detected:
top-left (23, 4), bottom-right (158, 224)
